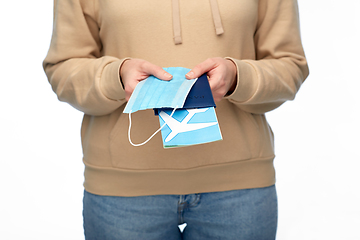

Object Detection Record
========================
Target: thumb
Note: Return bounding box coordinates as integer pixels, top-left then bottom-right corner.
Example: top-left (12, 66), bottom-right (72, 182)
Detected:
top-left (142, 62), bottom-right (173, 81)
top-left (185, 58), bottom-right (217, 80)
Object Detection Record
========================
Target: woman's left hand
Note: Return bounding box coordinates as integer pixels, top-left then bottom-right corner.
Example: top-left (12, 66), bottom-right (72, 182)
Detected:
top-left (185, 58), bottom-right (237, 103)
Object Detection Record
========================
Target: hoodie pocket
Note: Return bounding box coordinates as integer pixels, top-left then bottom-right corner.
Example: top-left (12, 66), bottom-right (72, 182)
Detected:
top-left (241, 111), bottom-right (264, 157)
top-left (108, 108), bottom-right (130, 168)
top-left (242, 112), bottom-right (274, 158)
top-left (242, 111), bottom-right (260, 130)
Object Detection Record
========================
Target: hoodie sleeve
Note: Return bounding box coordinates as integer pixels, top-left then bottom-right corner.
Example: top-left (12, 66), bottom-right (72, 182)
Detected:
top-left (43, 0), bottom-right (128, 116)
top-left (225, 0), bottom-right (309, 114)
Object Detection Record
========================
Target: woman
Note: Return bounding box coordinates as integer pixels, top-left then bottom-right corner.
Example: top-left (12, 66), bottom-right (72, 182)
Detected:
top-left (43, 0), bottom-right (309, 239)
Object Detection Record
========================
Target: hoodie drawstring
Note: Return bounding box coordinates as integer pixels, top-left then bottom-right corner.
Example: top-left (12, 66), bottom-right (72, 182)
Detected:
top-left (171, 0), bottom-right (182, 45)
top-left (209, 0), bottom-right (224, 35)
top-left (171, 0), bottom-right (224, 45)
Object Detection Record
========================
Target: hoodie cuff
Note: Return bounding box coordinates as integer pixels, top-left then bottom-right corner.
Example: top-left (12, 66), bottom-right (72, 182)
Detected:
top-left (100, 58), bottom-right (130, 101)
top-left (224, 57), bottom-right (259, 103)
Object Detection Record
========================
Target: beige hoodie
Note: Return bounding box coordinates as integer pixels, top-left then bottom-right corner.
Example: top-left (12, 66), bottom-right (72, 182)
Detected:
top-left (43, 0), bottom-right (309, 196)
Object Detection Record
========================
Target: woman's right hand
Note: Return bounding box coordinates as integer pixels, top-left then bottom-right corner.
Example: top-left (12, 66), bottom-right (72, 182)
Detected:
top-left (120, 59), bottom-right (173, 101)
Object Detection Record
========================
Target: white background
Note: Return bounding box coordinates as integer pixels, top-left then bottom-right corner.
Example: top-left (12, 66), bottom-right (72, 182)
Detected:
top-left (1, 0), bottom-right (359, 239)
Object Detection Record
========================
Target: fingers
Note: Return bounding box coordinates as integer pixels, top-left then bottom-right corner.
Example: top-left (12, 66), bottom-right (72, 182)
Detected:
top-left (121, 59), bottom-right (172, 81)
top-left (120, 58), bottom-right (236, 103)
top-left (185, 58), bottom-right (218, 79)
top-left (119, 59), bottom-right (173, 101)
top-left (186, 58), bottom-right (237, 103)
top-left (140, 61), bottom-right (173, 81)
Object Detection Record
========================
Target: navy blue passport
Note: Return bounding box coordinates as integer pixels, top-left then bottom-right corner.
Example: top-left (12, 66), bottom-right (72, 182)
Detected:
top-left (154, 73), bottom-right (215, 115)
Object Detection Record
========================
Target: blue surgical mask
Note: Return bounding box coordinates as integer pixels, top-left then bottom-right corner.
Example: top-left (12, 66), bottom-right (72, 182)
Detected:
top-left (123, 67), bottom-right (197, 114)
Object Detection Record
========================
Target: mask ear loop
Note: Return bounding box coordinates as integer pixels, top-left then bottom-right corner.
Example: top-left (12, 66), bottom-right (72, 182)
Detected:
top-left (128, 107), bottom-right (178, 147)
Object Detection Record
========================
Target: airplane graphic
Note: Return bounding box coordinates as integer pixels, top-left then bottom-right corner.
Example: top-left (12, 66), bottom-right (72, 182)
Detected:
top-left (159, 108), bottom-right (218, 142)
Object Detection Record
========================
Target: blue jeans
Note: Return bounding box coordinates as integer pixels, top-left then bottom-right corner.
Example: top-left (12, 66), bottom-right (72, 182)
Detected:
top-left (83, 185), bottom-right (277, 240)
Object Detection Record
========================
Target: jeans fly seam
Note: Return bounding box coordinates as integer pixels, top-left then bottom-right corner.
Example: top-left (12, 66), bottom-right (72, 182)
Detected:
top-left (178, 195), bottom-right (186, 225)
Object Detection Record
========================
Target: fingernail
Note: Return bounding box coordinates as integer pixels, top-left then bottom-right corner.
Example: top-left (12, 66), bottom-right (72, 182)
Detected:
top-left (186, 71), bottom-right (194, 78)
top-left (164, 72), bottom-right (172, 79)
